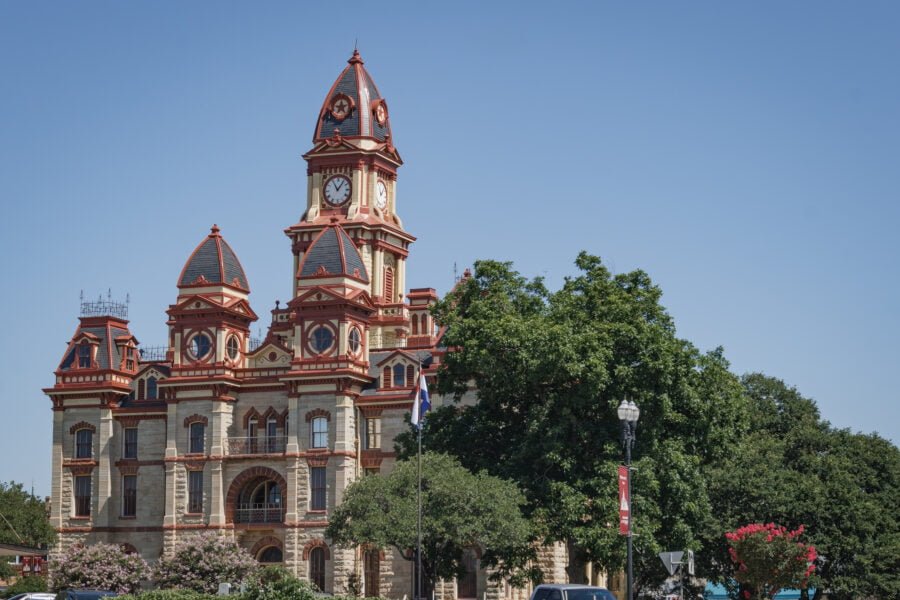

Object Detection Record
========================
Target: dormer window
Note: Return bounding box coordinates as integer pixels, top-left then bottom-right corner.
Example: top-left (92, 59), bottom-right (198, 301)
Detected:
top-left (77, 342), bottom-right (91, 368)
top-left (125, 347), bottom-right (136, 371)
top-left (393, 364), bottom-right (405, 388)
top-left (146, 376), bottom-right (158, 400)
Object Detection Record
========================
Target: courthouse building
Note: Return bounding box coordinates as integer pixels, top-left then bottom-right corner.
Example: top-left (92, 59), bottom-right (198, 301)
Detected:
top-left (45, 52), bottom-right (578, 599)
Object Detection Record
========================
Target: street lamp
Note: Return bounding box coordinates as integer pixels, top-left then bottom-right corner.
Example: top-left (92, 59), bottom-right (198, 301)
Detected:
top-left (618, 399), bottom-right (640, 600)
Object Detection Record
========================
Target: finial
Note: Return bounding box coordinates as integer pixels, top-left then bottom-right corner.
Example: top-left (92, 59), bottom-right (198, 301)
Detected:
top-left (275, 300), bottom-right (280, 309)
top-left (210, 224), bottom-right (221, 237)
top-left (348, 48), bottom-right (363, 65)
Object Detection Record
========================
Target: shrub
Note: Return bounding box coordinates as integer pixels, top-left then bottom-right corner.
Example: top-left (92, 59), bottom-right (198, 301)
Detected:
top-left (117, 591), bottom-right (220, 600)
top-left (2, 575), bottom-right (48, 598)
top-left (726, 523), bottom-right (817, 600)
top-left (49, 542), bottom-right (149, 593)
top-left (239, 565), bottom-right (317, 600)
top-left (154, 532), bottom-right (257, 594)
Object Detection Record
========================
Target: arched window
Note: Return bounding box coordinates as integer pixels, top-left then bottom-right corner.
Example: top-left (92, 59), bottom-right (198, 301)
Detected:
top-left (146, 376), bottom-right (157, 400)
top-left (311, 417), bottom-right (328, 448)
top-left (458, 549), bottom-right (479, 598)
top-left (383, 367), bottom-right (391, 388)
top-left (189, 422), bottom-right (205, 454)
top-left (236, 478), bottom-right (283, 524)
top-left (406, 364), bottom-right (415, 387)
top-left (258, 546), bottom-right (283, 563)
top-left (248, 417), bottom-right (258, 454)
top-left (266, 417), bottom-right (279, 453)
top-left (412, 314), bottom-right (419, 335)
top-left (137, 380), bottom-right (145, 400)
top-left (309, 546), bottom-right (326, 592)
top-left (75, 428), bottom-right (93, 459)
top-left (383, 267), bottom-right (394, 302)
top-left (393, 364), bottom-right (405, 388)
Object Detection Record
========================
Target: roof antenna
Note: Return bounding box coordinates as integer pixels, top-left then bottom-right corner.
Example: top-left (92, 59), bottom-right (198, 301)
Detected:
top-left (453, 262), bottom-right (459, 284)
top-left (354, 38), bottom-right (358, 52)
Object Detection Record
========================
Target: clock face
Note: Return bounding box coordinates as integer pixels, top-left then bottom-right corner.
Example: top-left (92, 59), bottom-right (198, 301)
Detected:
top-left (324, 175), bottom-right (352, 206)
top-left (375, 180), bottom-right (388, 210)
top-left (374, 102), bottom-right (387, 125)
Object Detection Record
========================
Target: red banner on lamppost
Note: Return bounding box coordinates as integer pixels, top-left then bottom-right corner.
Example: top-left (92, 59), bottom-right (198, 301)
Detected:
top-left (618, 465), bottom-right (630, 535)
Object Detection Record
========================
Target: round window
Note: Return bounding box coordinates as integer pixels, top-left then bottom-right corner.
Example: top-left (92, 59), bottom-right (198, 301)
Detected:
top-left (348, 327), bottom-right (361, 354)
top-left (226, 335), bottom-right (240, 360)
top-left (310, 326), bottom-right (334, 354)
top-left (190, 333), bottom-right (212, 360)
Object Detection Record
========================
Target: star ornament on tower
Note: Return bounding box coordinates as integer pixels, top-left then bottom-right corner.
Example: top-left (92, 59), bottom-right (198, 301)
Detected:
top-left (329, 94), bottom-right (354, 121)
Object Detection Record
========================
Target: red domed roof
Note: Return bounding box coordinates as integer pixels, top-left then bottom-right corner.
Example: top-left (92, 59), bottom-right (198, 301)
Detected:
top-left (178, 225), bottom-right (250, 291)
top-left (313, 50), bottom-right (392, 143)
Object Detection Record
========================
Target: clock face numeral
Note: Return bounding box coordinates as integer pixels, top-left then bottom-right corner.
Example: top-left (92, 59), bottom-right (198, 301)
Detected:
top-left (375, 180), bottom-right (388, 210)
top-left (324, 175), bottom-right (352, 206)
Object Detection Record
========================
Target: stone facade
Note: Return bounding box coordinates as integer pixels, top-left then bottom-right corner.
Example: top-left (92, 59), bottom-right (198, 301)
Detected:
top-left (45, 51), bottom-right (583, 599)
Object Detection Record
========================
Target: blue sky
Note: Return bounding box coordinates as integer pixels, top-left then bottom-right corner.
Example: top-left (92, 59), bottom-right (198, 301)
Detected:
top-left (1, 1), bottom-right (898, 497)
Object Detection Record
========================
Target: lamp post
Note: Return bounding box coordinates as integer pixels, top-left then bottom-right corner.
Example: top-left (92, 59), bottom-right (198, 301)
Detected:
top-left (617, 399), bottom-right (640, 600)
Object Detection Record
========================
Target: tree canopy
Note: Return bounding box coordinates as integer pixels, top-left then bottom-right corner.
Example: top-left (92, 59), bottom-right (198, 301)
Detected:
top-left (327, 453), bottom-right (536, 594)
top-left (0, 481), bottom-right (55, 548)
top-left (393, 253), bottom-right (899, 598)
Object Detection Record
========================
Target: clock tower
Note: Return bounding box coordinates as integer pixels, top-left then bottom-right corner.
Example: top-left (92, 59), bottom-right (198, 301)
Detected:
top-left (285, 50), bottom-right (415, 350)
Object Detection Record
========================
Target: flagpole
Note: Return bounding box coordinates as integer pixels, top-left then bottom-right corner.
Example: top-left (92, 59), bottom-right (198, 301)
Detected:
top-left (416, 406), bottom-right (423, 600)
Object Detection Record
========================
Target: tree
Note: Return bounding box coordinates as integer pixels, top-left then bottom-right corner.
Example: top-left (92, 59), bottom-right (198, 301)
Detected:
top-left (398, 255), bottom-right (748, 593)
top-left (49, 541), bottom-right (149, 593)
top-left (327, 453), bottom-right (536, 596)
top-left (1, 575), bottom-right (48, 598)
top-left (0, 481), bottom-right (55, 548)
top-left (154, 532), bottom-right (258, 593)
top-left (704, 374), bottom-right (900, 600)
top-left (726, 523), bottom-right (816, 600)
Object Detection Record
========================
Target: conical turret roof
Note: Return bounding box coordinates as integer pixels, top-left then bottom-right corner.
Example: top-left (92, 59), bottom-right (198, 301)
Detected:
top-left (313, 50), bottom-right (392, 143)
top-left (178, 225), bottom-right (250, 291)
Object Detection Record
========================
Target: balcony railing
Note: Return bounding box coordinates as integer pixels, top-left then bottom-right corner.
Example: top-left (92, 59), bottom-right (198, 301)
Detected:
top-left (227, 436), bottom-right (287, 455)
top-left (234, 503), bottom-right (284, 524)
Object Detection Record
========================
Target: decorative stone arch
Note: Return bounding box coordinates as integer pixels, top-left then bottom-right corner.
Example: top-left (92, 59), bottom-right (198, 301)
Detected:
top-left (69, 421), bottom-right (96, 434)
top-left (361, 544), bottom-right (385, 560)
top-left (224, 466), bottom-right (288, 523)
top-left (302, 538), bottom-right (331, 560)
top-left (305, 408), bottom-right (331, 422)
top-left (261, 406), bottom-right (285, 428)
top-left (250, 535), bottom-right (283, 558)
top-left (243, 407), bottom-right (263, 429)
top-left (183, 414), bottom-right (208, 428)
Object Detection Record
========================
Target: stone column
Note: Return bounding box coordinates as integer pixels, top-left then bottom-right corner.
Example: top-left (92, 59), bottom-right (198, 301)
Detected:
top-left (96, 407), bottom-right (114, 533)
top-left (163, 401), bottom-right (179, 550)
top-left (208, 400), bottom-right (230, 525)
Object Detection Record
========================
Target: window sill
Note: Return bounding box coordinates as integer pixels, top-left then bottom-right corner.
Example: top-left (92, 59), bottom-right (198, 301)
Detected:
top-left (184, 512), bottom-right (204, 516)
top-left (70, 516), bottom-right (91, 520)
top-left (306, 510), bottom-right (327, 515)
top-left (119, 515), bottom-right (136, 520)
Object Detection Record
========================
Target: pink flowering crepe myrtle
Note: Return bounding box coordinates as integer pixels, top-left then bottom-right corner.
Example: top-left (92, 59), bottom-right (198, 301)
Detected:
top-left (726, 523), bottom-right (817, 600)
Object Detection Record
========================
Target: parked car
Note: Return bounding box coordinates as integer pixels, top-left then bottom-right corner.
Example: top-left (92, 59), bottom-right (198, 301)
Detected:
top-left (530, 584), bottom-right (616, 600)
top-left (8, 594), bottom-right (58, 600)
top-left (55, 592), bottom-right (118, 600)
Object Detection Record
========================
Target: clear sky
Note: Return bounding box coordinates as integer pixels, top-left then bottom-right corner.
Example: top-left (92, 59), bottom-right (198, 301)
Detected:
top-left (2, 1), bottom-right (898, 497)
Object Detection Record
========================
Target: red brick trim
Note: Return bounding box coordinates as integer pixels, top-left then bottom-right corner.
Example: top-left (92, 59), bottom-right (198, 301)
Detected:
top-left (305, 408), bottom-right (331, 422)
top-left (118, 417), bottom-right (141, 428)
top-left (302, 538), bottom-right (330, 560)
top-left (306, 455), bottom-right (328, 468)
top-left (250, 535), bottom-right (283, 557)
top-left (118, 465), bottom-right (139, 476)
top-left (69, 421), bottom-right (96, 434)
top-left (183, 414), bottom-right (209, 427)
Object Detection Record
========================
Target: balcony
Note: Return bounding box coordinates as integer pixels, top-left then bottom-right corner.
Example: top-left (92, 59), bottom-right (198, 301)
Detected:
top-left (233, 503), bottom-right (284, 524)
top-left (227, 436), bottom-right (287, 455)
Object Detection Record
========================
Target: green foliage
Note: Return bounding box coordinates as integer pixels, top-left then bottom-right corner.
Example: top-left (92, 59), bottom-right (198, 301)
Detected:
top-left (240, 565), bottom-right (318, 600)
top-left (0, 560), bottom-right (16, 581)
top-left (116, 591), bottom-right (220, 600)
top-left (49, 541), bottom-right (149, 593)
top-left (726, 523), bottom-right (816, 600)
top-left (401, 254), bottom-right (747, 591)
top-left (1, 575), bottom-right (47, 597)
top-left (154, 532), bottom-right (258, 594)
top-left (0, 481), bottom-right (55, 547)
top-left (327, 452), bottom-right (537, 593)
top-left (705, 374), bottom-right (900, 600)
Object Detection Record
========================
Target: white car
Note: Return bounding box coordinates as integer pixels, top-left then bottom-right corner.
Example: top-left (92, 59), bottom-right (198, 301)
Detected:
top-left (7, 594), bottom-right (58, 600)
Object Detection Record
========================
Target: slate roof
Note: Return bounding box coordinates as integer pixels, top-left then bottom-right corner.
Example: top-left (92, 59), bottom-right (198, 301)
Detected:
top-left (58, 323), bottom-right (133, 371)
top-left (178, 225), bottom-right (250, 291)
top-left (298, 224), bottom-right (369, 282)
top-left (314, 50), bottom-right (391, 142)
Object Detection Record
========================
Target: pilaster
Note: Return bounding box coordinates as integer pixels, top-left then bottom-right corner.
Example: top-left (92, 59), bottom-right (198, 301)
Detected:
top-left (96, 407), bottom-right (114, 528)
